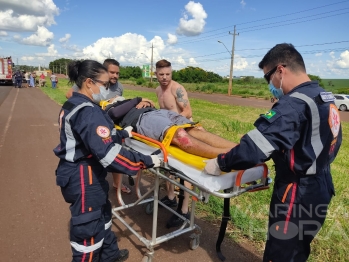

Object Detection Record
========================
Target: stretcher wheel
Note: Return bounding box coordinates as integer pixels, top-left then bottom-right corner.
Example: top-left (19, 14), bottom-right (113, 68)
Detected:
top-left (189, 236), bottom-right (200, 250)
top-left (145, 202), bottom-right (154, 215)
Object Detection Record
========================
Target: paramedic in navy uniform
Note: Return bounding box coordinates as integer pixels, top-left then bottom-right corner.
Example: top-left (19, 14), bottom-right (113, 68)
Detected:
top-left (204, 43), bottom-right (342, 262)
top-left (54, 59), bottom-right (160, 262)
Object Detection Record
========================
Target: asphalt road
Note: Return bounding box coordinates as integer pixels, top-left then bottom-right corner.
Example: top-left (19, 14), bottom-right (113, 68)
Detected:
top-left (0, 87), bottom-right (262, 262)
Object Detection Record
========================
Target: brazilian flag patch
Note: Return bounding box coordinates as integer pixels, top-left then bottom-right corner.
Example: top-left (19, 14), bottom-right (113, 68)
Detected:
top-left (263, 110), bottom-right (276, 119)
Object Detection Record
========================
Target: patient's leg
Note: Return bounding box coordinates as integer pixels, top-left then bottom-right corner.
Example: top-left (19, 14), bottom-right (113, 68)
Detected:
top-left (171, 128), bottom-right (232, 159)
top-left (186, 127), bottom-right (237, 149)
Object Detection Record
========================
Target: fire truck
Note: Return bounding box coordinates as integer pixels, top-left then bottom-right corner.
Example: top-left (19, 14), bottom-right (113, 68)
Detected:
top-left (0, 56), bottom-right (14, 85)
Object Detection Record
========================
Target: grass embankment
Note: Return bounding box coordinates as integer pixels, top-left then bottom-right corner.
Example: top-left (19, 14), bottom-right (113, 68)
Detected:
top-left (42, 78), bottom-right (349, 261)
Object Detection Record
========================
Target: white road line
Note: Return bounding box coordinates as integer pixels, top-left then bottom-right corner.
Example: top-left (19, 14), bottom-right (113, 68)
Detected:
top-left (0, 88), bottom-right (19, 158)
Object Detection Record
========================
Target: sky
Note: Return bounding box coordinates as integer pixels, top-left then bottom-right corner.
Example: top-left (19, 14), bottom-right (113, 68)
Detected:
top-left (0, 0), bottom-right (349, 79)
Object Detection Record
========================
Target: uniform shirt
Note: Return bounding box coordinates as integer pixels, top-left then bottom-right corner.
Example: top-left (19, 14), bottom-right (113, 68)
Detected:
top-left (53, 92), bottom-right (153, 176)
top-left (217, 81), bottom-right (342, 179)
top-left (72, 82), bottom-right (123, 100)
top-left (50, 74), bottom-right (57, 82)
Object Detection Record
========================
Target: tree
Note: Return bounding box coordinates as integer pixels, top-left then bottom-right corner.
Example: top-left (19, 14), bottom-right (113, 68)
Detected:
top-left (49, 58), bottom-right (73, 75)
top-left (308, 74), bottom-right (324, 88)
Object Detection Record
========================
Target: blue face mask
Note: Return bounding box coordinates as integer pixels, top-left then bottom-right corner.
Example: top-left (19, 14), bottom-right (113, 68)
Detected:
top-left (90, 86), bottom-right (109, 103)
top-left (269, 82), bottom-right (284, 99)
top-left (269, 74), bottom-right (284, 99)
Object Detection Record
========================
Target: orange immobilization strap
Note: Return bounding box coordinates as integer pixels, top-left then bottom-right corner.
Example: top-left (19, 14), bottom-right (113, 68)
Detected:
top-left (235, 163), bottom-right (268, 187)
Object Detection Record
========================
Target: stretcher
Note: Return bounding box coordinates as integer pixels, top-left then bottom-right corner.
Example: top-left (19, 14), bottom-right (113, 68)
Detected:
top-left (111, 126), bottom-right (271, 262)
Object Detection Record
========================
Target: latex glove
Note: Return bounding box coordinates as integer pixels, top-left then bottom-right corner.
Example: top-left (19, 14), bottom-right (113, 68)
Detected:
top-left (124, 126), bottom-right (133, 137)
top-left (150, 155), bottom-right (161, 168)
top-left (203, 158), bottom-right (221, 176)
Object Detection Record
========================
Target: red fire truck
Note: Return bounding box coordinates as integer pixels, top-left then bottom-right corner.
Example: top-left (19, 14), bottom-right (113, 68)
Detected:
top-left (0, 56), bottom-right (14, 85)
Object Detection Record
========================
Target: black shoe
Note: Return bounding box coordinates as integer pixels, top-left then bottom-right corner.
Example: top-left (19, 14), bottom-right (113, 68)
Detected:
top-left (160, 196), bottom-right (178, 208)
top-left (166, 211), bottom-right (190, 228)
top-left (114, 249), bottom-right (129, 262)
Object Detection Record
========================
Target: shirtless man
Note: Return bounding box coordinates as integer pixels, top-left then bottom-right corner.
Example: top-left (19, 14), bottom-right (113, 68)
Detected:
top-left (155, 59), bottom-right (192, 120)
top-left (155, 59), bottom-right (195, 228)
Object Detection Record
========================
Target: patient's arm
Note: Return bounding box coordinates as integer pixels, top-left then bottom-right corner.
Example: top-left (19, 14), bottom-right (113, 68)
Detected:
top-left (108, 97), bottom-right (142, 122)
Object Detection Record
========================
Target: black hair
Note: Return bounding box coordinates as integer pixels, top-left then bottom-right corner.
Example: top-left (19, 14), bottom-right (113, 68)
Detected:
top-left (258, 43), bottom-right (306, 73)
top-left (103, 59), bottom-right (120, 69)
top-left (68, 60), bottom-right (107, 89)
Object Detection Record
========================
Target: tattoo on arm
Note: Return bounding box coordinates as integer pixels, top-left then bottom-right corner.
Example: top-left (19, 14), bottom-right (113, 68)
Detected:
top-left (176, 88), bottom-right (188, 107)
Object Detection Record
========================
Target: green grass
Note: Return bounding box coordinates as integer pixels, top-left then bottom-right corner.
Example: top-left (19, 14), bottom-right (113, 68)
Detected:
top-left (41, 81), bottom-right (349, 261)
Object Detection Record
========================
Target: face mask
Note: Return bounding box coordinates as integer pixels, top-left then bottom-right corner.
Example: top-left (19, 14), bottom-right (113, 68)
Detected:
top-left (89, 85), bottom-right (109, 103)
top-left (268, 73), bottom-right (284, 99)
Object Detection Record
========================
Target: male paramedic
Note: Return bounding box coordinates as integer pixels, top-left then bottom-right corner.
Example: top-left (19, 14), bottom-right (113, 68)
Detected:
top-left (155, 59), bottom-right (194, 227)
top-left (204, 43), bottom-right (342, 262)
top-left (66, 59), bottom-right (134, 194)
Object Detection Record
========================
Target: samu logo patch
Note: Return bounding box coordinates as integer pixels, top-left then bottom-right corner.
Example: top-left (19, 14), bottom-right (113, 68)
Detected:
top-left (263, 110), bottom-right (276, 120)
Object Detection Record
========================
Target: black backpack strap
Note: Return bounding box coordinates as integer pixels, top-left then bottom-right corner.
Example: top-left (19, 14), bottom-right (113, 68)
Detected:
top-left (216, 197), bottom-right (231, 261)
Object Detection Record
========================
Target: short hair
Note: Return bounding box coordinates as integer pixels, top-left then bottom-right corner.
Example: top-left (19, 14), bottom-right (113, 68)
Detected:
top-left (258, 43), bottom-right (306, 73)
top-left (156, 59), bottom-right (171, 69)
top-left (103, 59), bottom-right (120, 69)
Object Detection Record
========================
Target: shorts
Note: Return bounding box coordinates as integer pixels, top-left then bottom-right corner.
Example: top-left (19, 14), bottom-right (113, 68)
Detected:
top-left (136, 109), bottom-right (192, 141)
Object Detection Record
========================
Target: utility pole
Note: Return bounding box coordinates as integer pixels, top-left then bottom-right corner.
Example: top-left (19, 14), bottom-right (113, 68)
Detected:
top-left (228, 25), bottom-right (239, 96)
top-left (150, 43), bottom-right (154, 84)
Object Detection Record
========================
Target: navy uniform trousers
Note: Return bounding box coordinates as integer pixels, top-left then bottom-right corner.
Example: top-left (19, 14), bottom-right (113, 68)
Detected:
top-left (263, 167), bottom-right (333, 262)
top-left (56, 158), bottom-right (120, 262)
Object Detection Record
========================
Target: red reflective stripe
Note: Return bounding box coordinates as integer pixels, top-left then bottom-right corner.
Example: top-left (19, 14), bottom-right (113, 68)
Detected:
top-left (80, 165), bottom-right (85, 213)
top-left (81, 239), bottom-right (87, 262)
top-left (114, 158), bottom-right (143, 171)
top-left (284, 183), bottom-right (297, 234)
top-left (290, 148), bottom-right (295, 172)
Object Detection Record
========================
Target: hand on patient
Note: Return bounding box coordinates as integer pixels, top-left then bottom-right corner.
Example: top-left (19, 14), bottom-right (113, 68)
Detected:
top-left (150, 155), bottom-right (161, 168)
top-left (203, 158), bottom-right (221, 176)
top-left (124, 126), bottom-right (133, 137)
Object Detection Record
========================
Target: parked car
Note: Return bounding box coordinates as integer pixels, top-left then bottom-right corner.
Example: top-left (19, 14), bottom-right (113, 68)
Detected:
top-left (334, 94), bottom-right (349, 111)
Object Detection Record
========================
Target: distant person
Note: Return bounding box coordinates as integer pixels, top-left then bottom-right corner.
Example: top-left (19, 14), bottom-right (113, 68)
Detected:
top-left (24, 71), bottom-right (30, 87)
top-left (39, 73), bottom-right (46, 87)
top-left (29, 72), bottom-right (35, 88)
top-left (154, 59), bottom-right (194, 227)
top-left (50, 72), bottom-right (57, 89)
top-left (14, 70), bottom-right (22, 88)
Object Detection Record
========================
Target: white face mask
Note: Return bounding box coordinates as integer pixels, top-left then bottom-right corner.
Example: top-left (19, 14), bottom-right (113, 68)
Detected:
top-left (89, 84), bottom-right (109, 103)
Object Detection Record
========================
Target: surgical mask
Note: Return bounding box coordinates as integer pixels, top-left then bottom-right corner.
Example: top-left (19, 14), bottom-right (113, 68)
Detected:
top-left (89, 85), bottom-right (109, 104)
top-left (269, 73), bottom-right (284, 99)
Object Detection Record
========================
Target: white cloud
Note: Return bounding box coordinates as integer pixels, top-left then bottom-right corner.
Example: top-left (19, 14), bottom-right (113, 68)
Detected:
top-left (0, 30), bottom-right (7, 36)
top-left (240, 0), bottom-right (246, 8)
top-left (35, 44), bottom-right (58, 57)
top-left (167, 33), bottom-right (178, 45)
top-left (59, 33), bottom-right (71, 43)
top-left (0, 0), bottom-right (59, 32)
top-left (329, 51), bottom-right (335, 59)
top-left (176, 1), bottom-right (207, 36)
top-left (62, 44), bottom-right (81, 52)
top-left (189, 57), bottom-right (197, 65)
top-left (17, 26), bottom-right (54, 46)
top-left (175, 56), bottom-right (186, 65)
top-left (335, 50), bottom-right (349, 69)
top-left (82, 33), bottom-right (167, 63)
top-left (315, 53), bottom-right (322, 57)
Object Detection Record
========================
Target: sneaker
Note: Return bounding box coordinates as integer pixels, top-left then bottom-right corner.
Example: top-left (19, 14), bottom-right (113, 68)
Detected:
top-left (160, 195), bottom-right (178, 208)
top-left (166, 211), bottom-right (190, 228)
top-left (114, 249), bottom-right (129, 262)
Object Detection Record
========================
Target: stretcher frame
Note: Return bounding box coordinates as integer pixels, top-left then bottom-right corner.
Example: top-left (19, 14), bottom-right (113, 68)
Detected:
top-left (111, 133), bottom-right (270, 262)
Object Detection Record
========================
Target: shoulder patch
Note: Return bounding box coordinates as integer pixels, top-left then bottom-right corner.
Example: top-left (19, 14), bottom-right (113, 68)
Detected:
top-left (328, 104), bottom-right (340, 138)
top-left (320, 92), bottom-right (335, 102)
top-left (262, 110), bottom-right (277, 120)
top-left (96, 126), bottom-right (110, 138)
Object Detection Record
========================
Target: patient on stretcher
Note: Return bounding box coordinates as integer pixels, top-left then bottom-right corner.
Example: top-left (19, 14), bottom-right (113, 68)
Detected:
top-left (105, 97), bottom-right (237, 159)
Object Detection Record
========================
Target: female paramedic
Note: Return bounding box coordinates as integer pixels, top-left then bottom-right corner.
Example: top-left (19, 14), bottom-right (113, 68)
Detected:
top-left (53, 60), bottom-right (160, 262)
